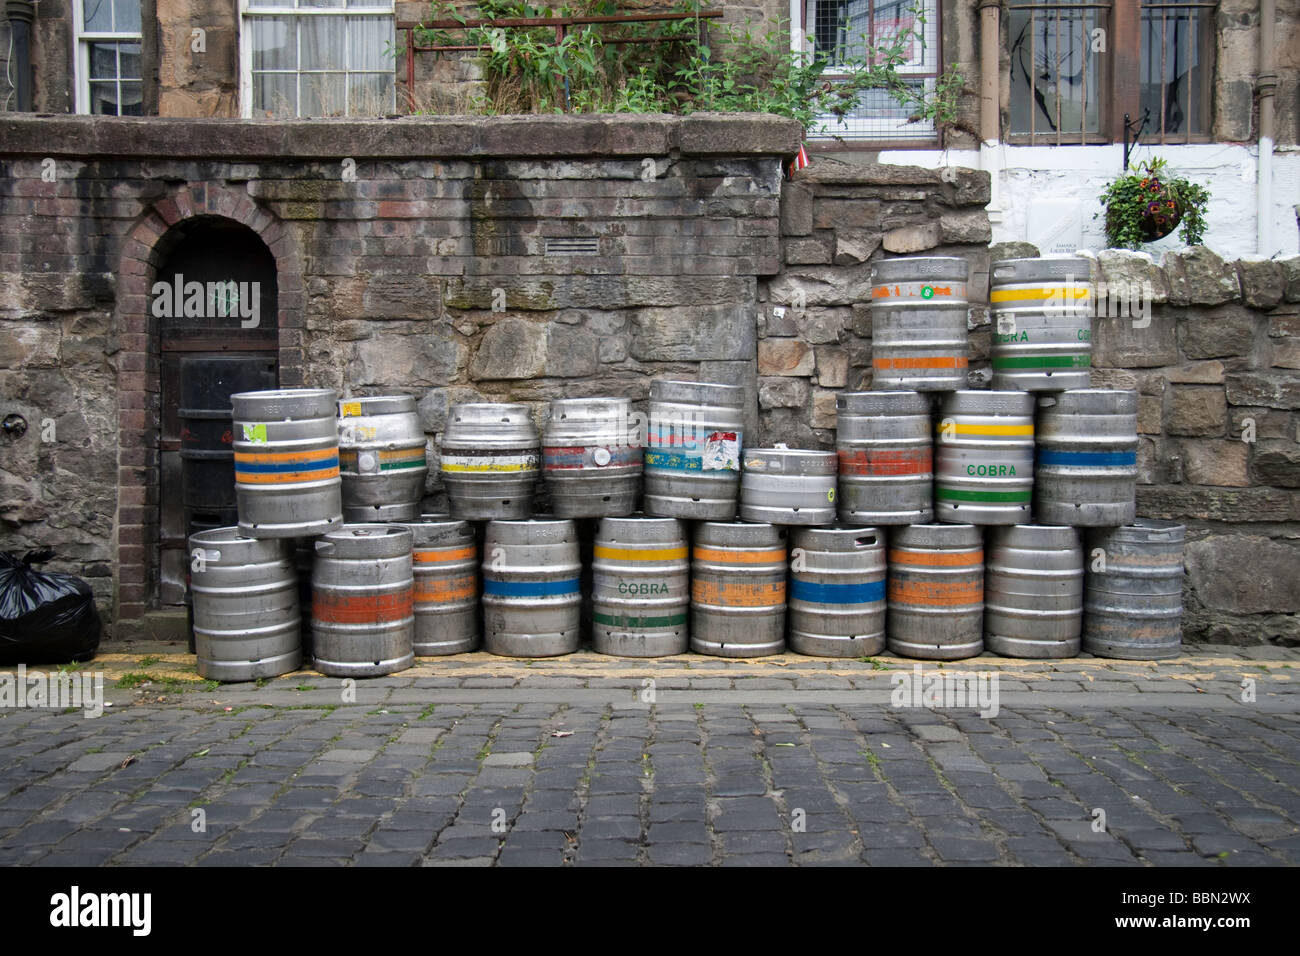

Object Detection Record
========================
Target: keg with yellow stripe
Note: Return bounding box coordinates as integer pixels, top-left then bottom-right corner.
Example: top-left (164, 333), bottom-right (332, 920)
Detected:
top-left (887, 523), bottom-right (984, 660)
top-left (404, 515), bottom-right (478, 656)
top-left (990, 257), bottom-right (1093, 391)
top-left (440, 403), bottom-right (540, 520)
top-left (690, 522), bottom-right (787, 658)
top-left (591, 516), bottom-right (689, 657)
top-left (337, 395), bottom-right (429, 523)
top-left (935, 390), bottom-right (1035, 525)
top-left (311, 524), bottom-right (414, 677)
top-left (231, 388), bottom-right (343, 539)
top-left (870, 257), bottom-right (970, 391)
top-left (789, 526), bottom-right (886, 658)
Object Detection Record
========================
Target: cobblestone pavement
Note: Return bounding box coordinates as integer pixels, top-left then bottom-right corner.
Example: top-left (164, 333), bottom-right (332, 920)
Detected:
top-left (1, 644), bottom-right (1298, 867)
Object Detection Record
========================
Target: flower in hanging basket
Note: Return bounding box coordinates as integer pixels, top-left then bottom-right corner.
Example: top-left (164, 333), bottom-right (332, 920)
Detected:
top-left (1096, 157), bottom-right (1210, 250)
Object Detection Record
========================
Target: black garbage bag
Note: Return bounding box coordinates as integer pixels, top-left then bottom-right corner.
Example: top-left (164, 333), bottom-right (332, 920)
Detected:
top-left (0, 549), bottom-right (102, 665)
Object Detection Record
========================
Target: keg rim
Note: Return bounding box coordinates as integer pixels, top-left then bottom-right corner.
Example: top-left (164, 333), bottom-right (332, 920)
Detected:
top-left (230, 387), bottom-right (337, 402)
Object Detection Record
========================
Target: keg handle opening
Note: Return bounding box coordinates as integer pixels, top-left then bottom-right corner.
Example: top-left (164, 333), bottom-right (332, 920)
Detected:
top-left (855, 535), bottom-right (877, 547)
top-left (315, 541), bottom-right (336, 555)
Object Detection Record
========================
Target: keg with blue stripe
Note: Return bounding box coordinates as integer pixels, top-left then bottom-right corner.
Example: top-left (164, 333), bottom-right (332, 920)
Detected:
top-left (231, 388), bottom-right (343, 538)
top-left (482, 518), bottom-right (581, 657)
top-left (990, 257), bottom-right (1093, 391)
top-left (440, 403), bottom-right (541, 520)
top-left (591, 516), bottom-right (689, 657)
top-left (1035, 389), bottom-right (1138, 526)
top-left (643, 379), bottom-right (745, 520)
top-left (788, 526), bottom-right (886, 658)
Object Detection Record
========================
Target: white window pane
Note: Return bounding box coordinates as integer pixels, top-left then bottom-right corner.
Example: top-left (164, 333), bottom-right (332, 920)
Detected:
top-left (88, 81), bottom-right (120, 115)
top-left (302, 15), bottom-right (346, 70)
top-left (119, 81), bottom-right (143, 115)
top-left (89, 42), bottom-right (119, 79)
top-left (83, 0), bottom-right (112, 31)
top-left (115, 0), bottom-right (141, 33)
top-left (300, 73), bottom-right (348, 115)
top-left (348, 16), bottom-right (391, 70)
top-left (347, 0), bottom-right (393, 7)
top-left (119, 42), bottom-right (142, 80)
top-left (301, 0), bottom-right (345, 7)
top-left (251, 17), bottom-right (295, 71)
top-left (348, 73), bottom-right (394, 115)
top-left (254, 73), bottom-right (298, 117)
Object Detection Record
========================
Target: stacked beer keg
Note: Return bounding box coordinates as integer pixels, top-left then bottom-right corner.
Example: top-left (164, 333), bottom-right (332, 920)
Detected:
top-left (186, 256), bottom-right (1186, 677)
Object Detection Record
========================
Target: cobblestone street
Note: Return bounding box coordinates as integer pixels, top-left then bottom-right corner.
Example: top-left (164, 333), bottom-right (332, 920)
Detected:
top-left (1, 645), bottom-right (1297, 867)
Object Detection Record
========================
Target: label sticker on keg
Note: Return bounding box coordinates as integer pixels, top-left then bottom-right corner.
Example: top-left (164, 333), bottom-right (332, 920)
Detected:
top-left (996, 314), bottom-right (1016, 335)
top-left (340, 401), bottom-right (362, 418)
top-left (827, 488), bottom-right (836, 503)
top-left (242, 423), bottom-right (267, 444)
top-left (702, 432), bottom-right (740, 471)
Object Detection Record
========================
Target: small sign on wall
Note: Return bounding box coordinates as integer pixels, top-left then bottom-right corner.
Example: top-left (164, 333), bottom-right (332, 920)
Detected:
top-left (1026, 199), bottom-right (1084, 255)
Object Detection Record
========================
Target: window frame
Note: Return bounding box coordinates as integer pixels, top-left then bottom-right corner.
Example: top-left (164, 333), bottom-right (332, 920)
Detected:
top-left (72, 0), bottom-right (144, 116)
top-left (238, 0), bottom-right (397, 119)
top-left (797, 0), bottom-right (944, 150)
top-left (1006, 0), bottom-right (1215, 146)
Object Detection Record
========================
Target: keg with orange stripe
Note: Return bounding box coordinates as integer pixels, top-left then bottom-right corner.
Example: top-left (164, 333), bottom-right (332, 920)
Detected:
top-left (232, 388), bottom-right (343, 539)
top-left (592, 515), bottom-right (689, 657)
top-left (887, 523), bottom-right (984, 660)
top-left (870, 257), bottom-right (969, 391)
top-left (404, 515), bottom-right (478, 656)
top-left (836, 390), bottom-right (933, 525)
top-left (690, 522), bottom-right (787, 658)
top-left (311, 524), bottom-right (414, 677)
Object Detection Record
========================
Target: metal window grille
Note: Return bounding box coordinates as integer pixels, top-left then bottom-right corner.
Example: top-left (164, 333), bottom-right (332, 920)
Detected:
top-left (805, 0), bottom-right (941, 144)
top-left (1008, 1), bottom-right (1109, 144)
top-left (1139, 2), bottom-right (1215, 143)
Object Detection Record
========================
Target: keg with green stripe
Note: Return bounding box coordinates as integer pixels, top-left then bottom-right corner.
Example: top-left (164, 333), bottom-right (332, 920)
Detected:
top-left (788, 526), bottom-right (886, 658)
top-left (337, 395), bottom-right (429, 523)
top-left (935, 390), bottom-right (1035, 525)
top-left (1035, 389), bottom-right (1138, 526)
top-left (231, 388), bottom-right (343, 539)
top-left (482, 518), bottom-right (581, 657)
top-left (591, 516), bottom-right (689, 657)
top-left (990, 257), bottom-right (1093, 391)
top-left (440, 403), bottom-right (540, 520)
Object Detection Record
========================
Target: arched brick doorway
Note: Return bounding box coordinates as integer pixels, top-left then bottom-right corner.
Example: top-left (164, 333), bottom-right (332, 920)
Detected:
top-left (113, 185), bottom-right (305, 626)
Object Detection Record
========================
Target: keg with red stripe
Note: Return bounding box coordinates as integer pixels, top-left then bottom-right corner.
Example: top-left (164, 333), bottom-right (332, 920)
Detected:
top-left (836, 390), bottom-right (933, 525)
top-left (542, 397), bottom-right (642, 517)
top-left (887, 523), bottom-right (984, 660)
top-left (311, 524), bottom-right (414, 677)
top-left (232, 388), bottom-right (343, 539)
top-left (690, 522), bottom-right (787, 658)
top-left (870, 257), bottom-right (970, 391)
top-left (404, 515), bottom-right (478, 656)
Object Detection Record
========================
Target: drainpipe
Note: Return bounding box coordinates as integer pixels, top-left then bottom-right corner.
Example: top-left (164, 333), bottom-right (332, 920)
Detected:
top-left (978, 0), bottom-right (1002, 224)
top-left (1257, 0), bottom-right (1276, 257)
top-left (5, 0), bottom-right (34, 112)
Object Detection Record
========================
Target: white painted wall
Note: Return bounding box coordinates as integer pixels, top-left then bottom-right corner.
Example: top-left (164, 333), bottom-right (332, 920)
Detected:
top-left (876, 143), bottom-right (1300, 260)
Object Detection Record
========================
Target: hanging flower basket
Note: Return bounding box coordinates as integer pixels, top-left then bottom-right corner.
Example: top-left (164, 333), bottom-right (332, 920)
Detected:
top-left (1096, 157), bottom-right (1209, 250)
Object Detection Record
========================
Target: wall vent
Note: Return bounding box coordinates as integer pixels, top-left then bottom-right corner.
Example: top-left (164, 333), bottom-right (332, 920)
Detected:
top-left (544, 236), bottom-right (600, 256)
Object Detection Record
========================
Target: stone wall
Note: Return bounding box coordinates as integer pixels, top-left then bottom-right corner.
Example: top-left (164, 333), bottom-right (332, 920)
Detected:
top-left (0, 113), bottom-right (799, 632)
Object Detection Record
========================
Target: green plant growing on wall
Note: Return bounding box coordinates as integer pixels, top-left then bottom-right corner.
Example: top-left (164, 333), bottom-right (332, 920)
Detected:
top-left (1096, 157), bottom-right (1211, 250)
top-left (413, 0), bottom-right (963, 138)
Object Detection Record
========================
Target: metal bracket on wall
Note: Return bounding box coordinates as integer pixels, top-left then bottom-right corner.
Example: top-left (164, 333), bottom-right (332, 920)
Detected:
top-left (1123, 109), bottom-right (1150, 171)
